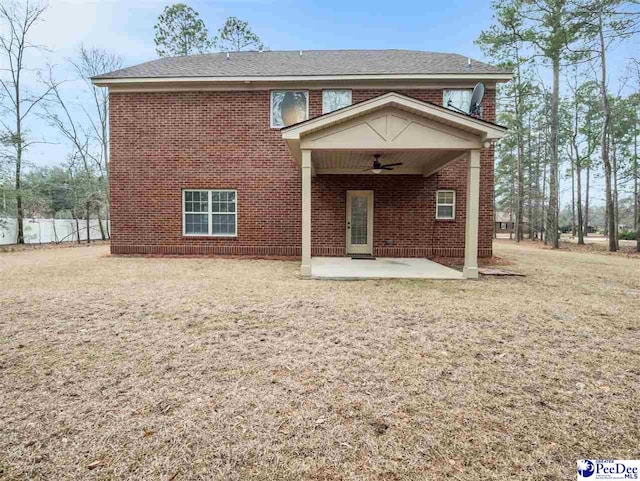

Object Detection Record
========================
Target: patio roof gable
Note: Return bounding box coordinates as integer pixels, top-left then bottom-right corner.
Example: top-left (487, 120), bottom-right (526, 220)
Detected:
top-left (281, 92), bottom-right (507, 135)
top-left (301, 107), bottom-right (481, 151)
top-left (282, 92), bottom-right (506, 161)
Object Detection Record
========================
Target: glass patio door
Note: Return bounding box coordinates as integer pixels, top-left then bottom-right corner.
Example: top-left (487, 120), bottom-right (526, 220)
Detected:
top-left (346, 190), bottom-right (374, 255)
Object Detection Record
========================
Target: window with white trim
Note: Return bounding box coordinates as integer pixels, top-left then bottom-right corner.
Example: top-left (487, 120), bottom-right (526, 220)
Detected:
top-left (443, 89), bottom-right (472, 113)
top-left (271, 91), bottom-right (309, 128)
top-left (183, 190), bottom-right (237, 236)
top-left (436, 190), bottom-right (456, 219)
top-left (322, 89), bottom-right (352, 114)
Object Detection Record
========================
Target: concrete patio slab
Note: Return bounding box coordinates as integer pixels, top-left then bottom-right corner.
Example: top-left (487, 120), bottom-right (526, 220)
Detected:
top-left (311, 257), bottom-right (465, 280)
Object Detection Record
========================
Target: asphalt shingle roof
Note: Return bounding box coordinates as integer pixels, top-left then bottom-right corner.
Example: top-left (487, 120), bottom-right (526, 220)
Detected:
top-left (93, 49), bottom-right (510, 79)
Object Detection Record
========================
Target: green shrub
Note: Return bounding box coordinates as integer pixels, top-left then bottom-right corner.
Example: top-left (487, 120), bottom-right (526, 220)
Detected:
top-left (619, 230), bottom-right (638, 241)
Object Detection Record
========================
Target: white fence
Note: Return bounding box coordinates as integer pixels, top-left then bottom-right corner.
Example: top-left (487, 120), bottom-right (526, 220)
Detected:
top-left (0, 218), bottom-right (108, 245)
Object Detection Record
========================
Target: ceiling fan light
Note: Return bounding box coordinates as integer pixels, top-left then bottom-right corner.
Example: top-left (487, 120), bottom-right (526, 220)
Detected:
top-left (372, 169), bottom-right (382, 174)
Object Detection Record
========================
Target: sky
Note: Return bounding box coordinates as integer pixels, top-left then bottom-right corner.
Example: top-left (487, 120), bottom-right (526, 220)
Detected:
top-left (11, 0), bottom-right (640, 206)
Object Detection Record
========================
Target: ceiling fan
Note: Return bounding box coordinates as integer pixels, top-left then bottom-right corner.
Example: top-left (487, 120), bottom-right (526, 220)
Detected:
top-left (363, 154), bottom-right (403, 174)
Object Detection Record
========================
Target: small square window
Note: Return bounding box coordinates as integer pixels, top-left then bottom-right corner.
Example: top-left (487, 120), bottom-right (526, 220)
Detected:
top-left (443, 89), bottom-right (472, 113)
top-left (436, 190), bottom-right (456, 220)
top-left (271, 91), bottom-right (308, 128)
top-left (322, 90), bottom-right (352, 114)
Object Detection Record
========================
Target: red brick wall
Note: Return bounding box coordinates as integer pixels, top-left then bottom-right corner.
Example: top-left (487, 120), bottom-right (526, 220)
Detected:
top-left (109, 87), bottom-right (495, 257)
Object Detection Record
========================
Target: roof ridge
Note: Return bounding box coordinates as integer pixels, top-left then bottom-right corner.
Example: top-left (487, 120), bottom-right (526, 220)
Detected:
top-left (161, 49), bottom-right (465, 56)
top-left (92, 49), bottom-right (512, 81)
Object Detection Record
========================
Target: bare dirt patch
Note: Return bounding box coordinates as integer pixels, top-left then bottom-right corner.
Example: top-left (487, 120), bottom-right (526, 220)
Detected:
top-left (1, 243), bottom-right (638, 480)
top-left (434, 254), bottom-right (513, 268)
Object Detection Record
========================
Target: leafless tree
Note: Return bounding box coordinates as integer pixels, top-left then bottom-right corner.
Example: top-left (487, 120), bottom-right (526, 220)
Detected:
top-left (0, 0), bottom-right (52, 244)
top-left (69, 46), bottom-right (122, 180)
top-left (69, 46), bottom-right (122, 238)
top-left (41, 47), bottom-right (122, 240)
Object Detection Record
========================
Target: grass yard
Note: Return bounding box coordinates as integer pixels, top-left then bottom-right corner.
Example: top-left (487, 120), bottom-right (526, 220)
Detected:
top-left (1, 241), bottom-right (639, 480)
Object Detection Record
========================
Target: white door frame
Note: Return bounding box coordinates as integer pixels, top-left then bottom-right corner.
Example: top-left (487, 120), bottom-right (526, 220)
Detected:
top-left (346, 190), bottom-right (374, 255)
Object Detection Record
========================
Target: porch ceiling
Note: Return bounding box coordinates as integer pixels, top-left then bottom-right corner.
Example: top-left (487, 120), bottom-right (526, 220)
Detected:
top-left (312, 149), bottom-right (467, 175)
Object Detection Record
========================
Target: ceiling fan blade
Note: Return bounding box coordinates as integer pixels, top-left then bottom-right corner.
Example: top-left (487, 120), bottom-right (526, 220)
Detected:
top-left (381, 166), bottom-right (394, 170)
top-left (381, 162), bottom-right (403, 168)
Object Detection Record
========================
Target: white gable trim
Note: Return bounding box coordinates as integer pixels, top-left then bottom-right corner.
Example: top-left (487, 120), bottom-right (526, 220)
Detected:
top-left (91, 72), bottom-right (513, 87)
top-left (282, 92), bottom-right (506, 142)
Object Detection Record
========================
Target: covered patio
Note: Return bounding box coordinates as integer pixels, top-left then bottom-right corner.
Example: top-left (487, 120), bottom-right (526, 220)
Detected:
top-left (311, 256), bottom-right (464, 280)
top-left (282, 92), bottom-right (506, 279)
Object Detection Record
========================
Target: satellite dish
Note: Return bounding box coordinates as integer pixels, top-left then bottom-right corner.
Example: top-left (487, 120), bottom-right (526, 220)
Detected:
top-left (469, 82), bottom-right (485, 117)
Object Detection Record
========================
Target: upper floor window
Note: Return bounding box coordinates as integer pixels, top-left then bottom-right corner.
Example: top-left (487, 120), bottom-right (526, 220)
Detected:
top-left (322, 90), bottom-right (352, 114)
top-left (443, 89), bottom-right (472, 113)
top-left (271, 91), bottom-right (308, 128)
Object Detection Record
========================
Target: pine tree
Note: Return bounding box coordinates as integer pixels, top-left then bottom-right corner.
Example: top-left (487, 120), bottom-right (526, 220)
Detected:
top-left (154, 4), bottom-right (214, 57)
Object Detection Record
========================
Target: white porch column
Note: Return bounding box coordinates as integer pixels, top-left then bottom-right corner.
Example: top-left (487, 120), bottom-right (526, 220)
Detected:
top-left (463, 149), bottom-right (481, 279)
top-left (301, 149), bottom-right (312, 277)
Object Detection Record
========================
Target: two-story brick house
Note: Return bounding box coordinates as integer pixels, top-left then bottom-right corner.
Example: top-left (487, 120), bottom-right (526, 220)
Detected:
top-left (92, 50), bottom-right (510, 278)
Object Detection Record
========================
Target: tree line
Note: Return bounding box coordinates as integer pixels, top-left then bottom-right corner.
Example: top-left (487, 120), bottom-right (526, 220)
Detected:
top-left (478, 0), bottom-right (640, 252)
top-left (2, 1), bottom-right (637, 251)
top-left (0, 2), bottom-right (265, 244)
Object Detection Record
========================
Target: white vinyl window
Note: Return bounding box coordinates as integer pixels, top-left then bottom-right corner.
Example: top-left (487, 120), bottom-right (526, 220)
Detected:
top-left (322, 89), bottom-right (352, 114)
top-left (443, 89), bottom-right (472, 113)
top-left (436, 190), bottom-right (456, 220)
top-left (271, 90), bottom-right (309, 128)
top-left (183, 189), bottom-right (237, 236)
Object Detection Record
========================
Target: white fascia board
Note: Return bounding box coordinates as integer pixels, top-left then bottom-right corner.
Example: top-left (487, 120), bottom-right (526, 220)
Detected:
top-left (91, 72), bottom-right (513, 87)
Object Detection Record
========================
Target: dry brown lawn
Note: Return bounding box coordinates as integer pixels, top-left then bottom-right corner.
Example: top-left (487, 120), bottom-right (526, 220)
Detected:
top-left (557, 238), bottom-right (640, 258)
top-left (1, 241), bottom-right (639, 480)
